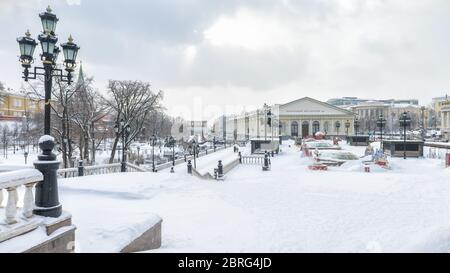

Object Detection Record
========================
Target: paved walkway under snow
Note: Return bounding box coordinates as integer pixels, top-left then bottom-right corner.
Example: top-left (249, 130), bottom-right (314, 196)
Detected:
top-left (57, 140), bottom-right (450, 252)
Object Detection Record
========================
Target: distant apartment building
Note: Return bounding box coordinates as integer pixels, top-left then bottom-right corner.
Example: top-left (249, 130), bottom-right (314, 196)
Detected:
top-left (349, 101), bottom-right (428, 133)
top-left (327, 97), bottom-right (419, 107)
top-left (0, 90), bottom-right (44, 121)
top-left (172, 119), bottom-right (208, 140)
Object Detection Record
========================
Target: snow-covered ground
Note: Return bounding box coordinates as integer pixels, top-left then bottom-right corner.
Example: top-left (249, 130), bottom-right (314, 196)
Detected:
top-left (43, 139), bottom-right (450, 252)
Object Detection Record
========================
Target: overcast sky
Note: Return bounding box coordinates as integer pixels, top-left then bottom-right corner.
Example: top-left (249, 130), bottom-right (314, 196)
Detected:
top-left (1, 0), bottom-right (450, 121)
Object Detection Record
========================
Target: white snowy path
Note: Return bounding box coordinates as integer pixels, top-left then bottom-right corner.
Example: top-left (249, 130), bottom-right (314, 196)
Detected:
top-left (158, 146), bottom-right (243, 175)
top-left (57, 141), bottom-right (450, 252)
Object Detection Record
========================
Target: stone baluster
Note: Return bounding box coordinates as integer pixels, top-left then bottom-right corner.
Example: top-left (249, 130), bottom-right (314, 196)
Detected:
top-left (23, 182), bottom-right (37, 218)
top-left (0, 189), bottom-right (3, 207)
top-left (5, 187), bottom-right (18, 224)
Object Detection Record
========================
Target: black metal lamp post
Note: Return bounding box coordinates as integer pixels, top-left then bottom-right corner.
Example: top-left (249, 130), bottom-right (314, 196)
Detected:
top-left (354, 117), bottom-right (360, 136)
top-left (420, 106), bottom-right (426, 140)
top-left (335, 121), bottom-right (341, 136)
top-left (399, 111), bottom-right (411, 160)
top-left (169, 136), bottom-right (175, 166)
top-left (213, 136), bottom-right (216, 152)
top-left (192, 139), bottom-right (197, 169)
top-left (17, 6), bottom-right (79, 218)
top-left (116, 118), bottom-right (131, 172)
top-left (345, 120), bottom-right (351, 143)
top-left (376, 114), bottom-right (387, 151)
top-left (136, 146), bottom-right (140, 166)
top-left (151, 134), bottom-right (157, 172)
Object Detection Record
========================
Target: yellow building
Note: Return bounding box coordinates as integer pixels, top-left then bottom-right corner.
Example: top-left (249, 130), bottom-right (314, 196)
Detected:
top-left (0, 91), bottom-right (44, 120)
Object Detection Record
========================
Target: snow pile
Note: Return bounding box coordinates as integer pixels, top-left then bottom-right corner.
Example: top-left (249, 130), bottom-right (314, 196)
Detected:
top-left (38, 135), bottom-right (55, 144)
top-left (1, 137), bottom-right (446, 252)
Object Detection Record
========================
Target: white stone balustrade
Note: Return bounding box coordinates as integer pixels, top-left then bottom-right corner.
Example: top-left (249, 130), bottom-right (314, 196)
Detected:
top-left (0, 169), bottom-right (43, 225)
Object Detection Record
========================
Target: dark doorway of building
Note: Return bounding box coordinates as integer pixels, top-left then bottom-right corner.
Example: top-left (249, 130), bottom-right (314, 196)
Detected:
top-left (302, 121), bottom-right (309, 137)
top-left (291, 121), bottom-right (298, 137)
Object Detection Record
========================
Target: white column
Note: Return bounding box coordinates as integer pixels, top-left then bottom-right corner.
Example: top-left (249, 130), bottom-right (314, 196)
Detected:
top-left (22, 183), bottom-right (36, 218)
top-left (444, 112), bottom-right (447, 130)
top-left (447, 112), bottom-right (450, 129)
top-left (447, 112), bottom-right (449, 129)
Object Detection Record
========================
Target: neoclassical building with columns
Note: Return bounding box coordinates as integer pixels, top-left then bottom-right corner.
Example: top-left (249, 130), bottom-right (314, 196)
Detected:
top-left (439, 100), bottom-right (450, 140)
top-left (214, 97), bottom-right (356, 141)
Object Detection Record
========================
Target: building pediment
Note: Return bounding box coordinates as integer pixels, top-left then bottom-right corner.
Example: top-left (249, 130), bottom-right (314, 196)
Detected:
top-left (279, 97), bottom-right (354, 116)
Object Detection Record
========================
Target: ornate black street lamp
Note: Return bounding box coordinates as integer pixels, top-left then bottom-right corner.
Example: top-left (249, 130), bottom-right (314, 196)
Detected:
top-left (151, 134), bottom-right (157, 172)
top-left (136, 146), bottom-right (140, 166)
top-left (115, 119), bottom-right (131, 172)
top-left (169, 136), bottom-right (176, 166)
top-left (192, 139), bottom-right (197, 169)
top-left (399, 111), bottom-right (411, 160)
top-left (17, 6), bottom-right (79, 135)
top-left (376, 114), bottom-right (387, 150)
top-left (335, 121), bottom-right (341, 136)
top-left (354, 117), bottom-right (360, 136)
top-left (345, 120), bottom-right (351, 137)
top-left (16, 6), bottom-right (79, 218)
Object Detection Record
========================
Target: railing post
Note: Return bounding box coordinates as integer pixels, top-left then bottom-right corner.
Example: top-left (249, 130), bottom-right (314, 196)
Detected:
top-left (217, 160), bottom-right (223, 179)
top-left (78, 160), bottom-right (84, 177)
top-left (34, 135), bottom-right (62, 218)
top-left (5, 187), bottom-right (18, 224)
top-left (263, 152), bottom-right (270, 171)
top-left (187, 160), bottom-right (192, 174)
top-left (238, 152), bottom-right (242, 163)
top-left (22, 182), bottom-right (36, 218)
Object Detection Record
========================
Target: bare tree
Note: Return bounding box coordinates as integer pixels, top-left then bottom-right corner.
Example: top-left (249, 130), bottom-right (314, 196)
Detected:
top-left (105, 80), bottom-right (163, 163)
top-left (71, 76), bottom-right (109, 164)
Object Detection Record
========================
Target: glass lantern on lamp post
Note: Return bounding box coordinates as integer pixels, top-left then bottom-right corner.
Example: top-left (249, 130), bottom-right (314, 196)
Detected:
top-left (376, 114), bottom-right (387, 151)
top-left (354, 117), bottom-right (360, 136)
top-left (335, 121), bottom-right (341, 137)
top-left (399, 112), bottom-right (411, 160)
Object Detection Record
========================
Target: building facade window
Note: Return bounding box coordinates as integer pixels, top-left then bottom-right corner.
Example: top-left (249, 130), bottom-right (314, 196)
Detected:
top-left (324, 121), bottom-right (329, 133)
top-left (313, 121), bottom-right (320, 134)
top-left (302, 121), bottom-right (309, 137)
top-left (291, 121), bottom-right (299, 137)
top-left (14, 99), bottom-right (22, 107)
top-left (28, 101), bottom-right (36, 109)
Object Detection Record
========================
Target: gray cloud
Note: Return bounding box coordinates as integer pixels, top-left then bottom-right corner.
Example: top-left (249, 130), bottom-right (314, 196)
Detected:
top-left (2, 0), bottom-right (450, 120)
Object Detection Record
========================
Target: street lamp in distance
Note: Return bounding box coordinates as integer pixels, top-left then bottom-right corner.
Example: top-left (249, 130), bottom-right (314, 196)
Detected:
top-left (376, 114), bottom-right (387, 151)
top-left (354, 117), bottom-right (360, 136)
top-left (399, 111), bottom-right (411, 160)
top-left (335, 121), bottom-right (341, 137)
